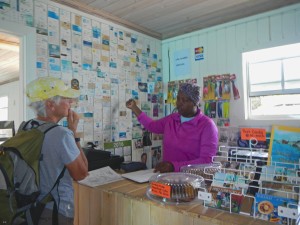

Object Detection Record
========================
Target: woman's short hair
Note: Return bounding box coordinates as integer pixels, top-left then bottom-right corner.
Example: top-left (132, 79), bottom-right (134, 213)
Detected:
top-left (29, 96), bottom-right (62, 117)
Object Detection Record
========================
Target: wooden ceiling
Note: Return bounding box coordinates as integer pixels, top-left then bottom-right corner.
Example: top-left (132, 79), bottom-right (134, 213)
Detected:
top-left (54, 0), bottom-right (300, 40)
top-left (0, 0), bottom-right (299, 85)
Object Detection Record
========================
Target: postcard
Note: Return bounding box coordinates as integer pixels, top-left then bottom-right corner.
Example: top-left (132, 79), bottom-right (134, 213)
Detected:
top-left (254, 193), bottom-right (297, 224)
top-left (268, 125), bottom-right (300, 168)
top-left (206, 185), bottom-right (243, 213)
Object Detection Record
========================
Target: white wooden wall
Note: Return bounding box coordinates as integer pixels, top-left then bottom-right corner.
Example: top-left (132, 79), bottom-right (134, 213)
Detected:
top-left (162, 4), bottom-right (300, 129)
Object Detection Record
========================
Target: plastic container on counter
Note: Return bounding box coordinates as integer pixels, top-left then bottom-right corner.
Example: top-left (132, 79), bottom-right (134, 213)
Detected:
top-left (146, 172), bottom-right (205, 205)
top-left (180, 163), bottom-right (221, 187)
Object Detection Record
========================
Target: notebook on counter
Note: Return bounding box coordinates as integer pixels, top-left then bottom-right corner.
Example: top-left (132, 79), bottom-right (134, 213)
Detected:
top-left (122, 169), bottom-right (157, 183)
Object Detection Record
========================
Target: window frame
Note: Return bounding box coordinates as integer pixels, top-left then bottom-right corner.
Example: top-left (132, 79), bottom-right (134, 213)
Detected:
top-left (243, 43), bottom-right (300, 120)
top-left (248, 56), bottom-right (300, 97)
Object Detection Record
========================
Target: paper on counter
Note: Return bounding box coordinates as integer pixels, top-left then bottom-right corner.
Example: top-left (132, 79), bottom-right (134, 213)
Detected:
top-left (122, 169), bottom-right (157, 183)
top-left (78, 166), bottom-right (123, 187)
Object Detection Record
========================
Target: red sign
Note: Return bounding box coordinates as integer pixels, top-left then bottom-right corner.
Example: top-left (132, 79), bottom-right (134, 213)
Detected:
top-left (151, 182), bottom-right (171, 198)
top-left (240, 128), bottom-right (266, 141)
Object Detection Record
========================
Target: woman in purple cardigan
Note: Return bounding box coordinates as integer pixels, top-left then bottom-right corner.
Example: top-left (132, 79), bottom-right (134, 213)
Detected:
top-left (126, 82), bottom-right (218, 173)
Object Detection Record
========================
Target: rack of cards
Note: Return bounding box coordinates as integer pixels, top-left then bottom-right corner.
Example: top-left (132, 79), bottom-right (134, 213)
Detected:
top-left (185, 145), bottom-right (300, 224)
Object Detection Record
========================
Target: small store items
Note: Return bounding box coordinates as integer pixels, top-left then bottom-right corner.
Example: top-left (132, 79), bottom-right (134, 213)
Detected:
top-left (230, 74), bottom-right (240, 100)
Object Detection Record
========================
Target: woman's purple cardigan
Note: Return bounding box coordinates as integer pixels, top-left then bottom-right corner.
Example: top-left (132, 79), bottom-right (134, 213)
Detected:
top-left (137, 108), bottom-right (219, 172)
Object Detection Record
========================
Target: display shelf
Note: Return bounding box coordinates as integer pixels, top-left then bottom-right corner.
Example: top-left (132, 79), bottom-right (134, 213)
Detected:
top-left (189, 145), bottom-right (300, 224)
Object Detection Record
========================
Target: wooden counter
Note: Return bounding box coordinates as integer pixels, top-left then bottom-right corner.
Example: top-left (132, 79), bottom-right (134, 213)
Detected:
top-left (73, 179), bottom-right (275, 225)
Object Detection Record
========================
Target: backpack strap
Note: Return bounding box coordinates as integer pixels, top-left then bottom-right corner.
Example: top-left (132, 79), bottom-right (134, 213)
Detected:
top-left (18, 120), bottom-right (59, 134)
top-left (40, 167), bottom-right (66, 204)
top-left (37, 122), bottom-right (59, 134)
top-left (26, 167), bottom-right (66, 225)
top-left (17, 120), bottom-right (32, 132)
top-left (51, 167), bottom-right (66, 225)
top-left (19, 119), bottom-right (41, 131)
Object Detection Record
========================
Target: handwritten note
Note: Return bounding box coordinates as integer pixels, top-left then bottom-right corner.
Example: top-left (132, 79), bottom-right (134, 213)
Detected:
top-left (240, 128), bottom-right (266, 141)
top-left (151, 182), bottom-right (171, 198)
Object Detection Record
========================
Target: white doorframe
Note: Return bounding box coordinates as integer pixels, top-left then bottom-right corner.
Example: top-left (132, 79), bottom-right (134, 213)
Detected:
top-left (0, 20), bottom-right (36, 123)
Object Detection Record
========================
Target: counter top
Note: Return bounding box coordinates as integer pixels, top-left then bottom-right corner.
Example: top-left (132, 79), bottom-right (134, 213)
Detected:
top-left (73, 179), bottom-right (275, 225)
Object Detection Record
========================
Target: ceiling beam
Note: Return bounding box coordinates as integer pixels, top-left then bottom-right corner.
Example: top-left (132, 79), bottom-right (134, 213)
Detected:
top-left (0, 40), bottom-right (19, 52)
top-left (51, 0), bottom-right (162, 40)
top-left (0, 77), bottom-right (19, 86)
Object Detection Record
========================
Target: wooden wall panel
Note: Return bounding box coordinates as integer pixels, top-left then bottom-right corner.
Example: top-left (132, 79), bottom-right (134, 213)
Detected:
top-left (78, 185), bottom-right (92, 225)
top-left (89, 188), bottom-right (102, 225)
top-left (270, 14), bottom-right (282, 42)
top-left (216, 28), bottom-right (227, 74)
top-left (116, 194), bottom-right (132, 225)
top-left (101, 191), bottom-right (117, 225)
top-left (161, 43), bottom-right (170, 84)
top-left (73, 182), bottom-right (79, 225)
top-left (235, 23), bottom-right (247, 52)
top-left (190, 35), bottom-right (199, 77)
top-left (246, 20), bottom-right (258, 49)
top-left (206, 30), bottom-right (217, 74)
top-left (198, 33), bottom-right (208, 76)
top-left (257, 17), bottom-right (270, 46)
top-left (193, 217), bottom-right (222, 225)
top-left (168, 41), bottom-right (176, 81)
top-left (150, 204), bottom-right (170, 225)
top-left (168, 209), bottom-right (194, 225)
top-left (175, 39), bottom-right (183, 50)
top-left (132, 200), bottom-right (151, 225)
top-left (225, 26), bottom-right (237, 73)
top-left (296, 9), bottom-right (300, 36)
top-left (282, 11), bottom-right (296, 40)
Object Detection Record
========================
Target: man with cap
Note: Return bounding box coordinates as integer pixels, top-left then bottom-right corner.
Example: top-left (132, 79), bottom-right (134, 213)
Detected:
top-left (126, 82), bottom-right (218, 173)
top-left (26, 77), bottom-right (88, 225)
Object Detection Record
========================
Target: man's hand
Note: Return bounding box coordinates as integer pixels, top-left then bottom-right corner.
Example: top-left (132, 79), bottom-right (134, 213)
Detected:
top-left (67, 109), bottom-right (79, 134)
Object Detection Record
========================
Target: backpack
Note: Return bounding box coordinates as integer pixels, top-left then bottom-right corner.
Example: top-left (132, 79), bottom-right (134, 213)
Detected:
top-left (0, 120), bottom-right (65, 225)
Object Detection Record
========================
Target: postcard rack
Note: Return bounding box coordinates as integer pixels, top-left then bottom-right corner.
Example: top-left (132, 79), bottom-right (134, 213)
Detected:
top-left (194, 145), bottom-right (300, 225)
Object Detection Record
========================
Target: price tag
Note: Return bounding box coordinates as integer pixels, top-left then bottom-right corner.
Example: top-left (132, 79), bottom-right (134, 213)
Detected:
top-left (240, 128), bottom-right (266, 141)
top-left (151, 182), bottom-right (171, 198)
top-left (198, 191), bottom-right (212, 202)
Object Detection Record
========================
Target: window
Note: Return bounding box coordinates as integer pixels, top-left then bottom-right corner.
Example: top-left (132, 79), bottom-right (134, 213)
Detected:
top-left (0, 96), bottom-right (8, 121)
top-left (243, 43), bottom-right (300, 119)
